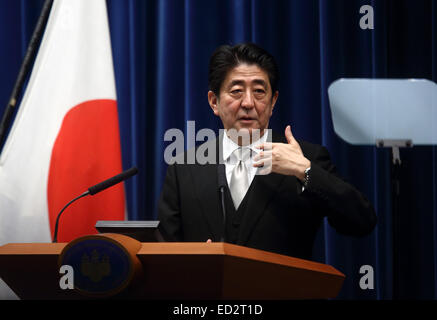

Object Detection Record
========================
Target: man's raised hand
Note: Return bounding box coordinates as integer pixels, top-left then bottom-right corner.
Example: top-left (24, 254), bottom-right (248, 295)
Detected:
top-left (254, 125), bottom-right (311, 180)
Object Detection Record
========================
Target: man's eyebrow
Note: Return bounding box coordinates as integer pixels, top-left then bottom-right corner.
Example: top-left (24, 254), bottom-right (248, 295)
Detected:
top-left (227, 80), bottom-right (245, 89)
top-left (252, 79), bottom-right (268, 88)
top-left (227, 79), bottom-right (268, 89)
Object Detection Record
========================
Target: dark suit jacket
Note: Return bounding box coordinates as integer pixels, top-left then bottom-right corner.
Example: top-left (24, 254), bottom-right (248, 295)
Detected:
top-left (157, 132), bottom-right (377, 260)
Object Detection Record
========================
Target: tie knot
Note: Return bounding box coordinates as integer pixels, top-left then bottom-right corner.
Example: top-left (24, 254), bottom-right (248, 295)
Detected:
top-left (233, 147), bottom-right (250, 162)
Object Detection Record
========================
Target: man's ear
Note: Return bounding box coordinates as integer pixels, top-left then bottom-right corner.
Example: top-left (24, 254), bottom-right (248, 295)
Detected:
top-left (208, 90), bottom-right (220, 116)
top-left (271, 91), bottom-right (279, 112)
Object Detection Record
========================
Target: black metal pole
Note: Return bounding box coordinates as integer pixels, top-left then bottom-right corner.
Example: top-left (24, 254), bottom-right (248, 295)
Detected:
top-left (392, 157), bottom-right (401, 299)
top-left (0, 0), bottom-right (53, 152)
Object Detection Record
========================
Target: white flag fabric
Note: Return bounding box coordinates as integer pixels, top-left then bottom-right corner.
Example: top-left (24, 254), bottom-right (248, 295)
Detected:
top-left (0, 0), bottom-right (125, 299)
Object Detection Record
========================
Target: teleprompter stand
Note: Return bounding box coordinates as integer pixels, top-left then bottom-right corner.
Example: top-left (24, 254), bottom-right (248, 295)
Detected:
top-left (328, 78), bottom-right (437, 299)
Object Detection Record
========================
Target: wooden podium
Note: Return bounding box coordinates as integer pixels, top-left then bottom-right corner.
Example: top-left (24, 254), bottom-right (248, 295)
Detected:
top-left (0, 234), bottom-right (345, 299)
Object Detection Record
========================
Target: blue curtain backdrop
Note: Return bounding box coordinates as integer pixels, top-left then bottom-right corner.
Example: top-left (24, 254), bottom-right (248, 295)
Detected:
top-left (0, 0), bottom-right (436, 300)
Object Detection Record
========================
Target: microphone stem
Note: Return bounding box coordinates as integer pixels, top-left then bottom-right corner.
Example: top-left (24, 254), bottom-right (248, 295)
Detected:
top-left (52, 191), bottom-right (89, 243)
top-left (220, 187), bottom-right (226, 242)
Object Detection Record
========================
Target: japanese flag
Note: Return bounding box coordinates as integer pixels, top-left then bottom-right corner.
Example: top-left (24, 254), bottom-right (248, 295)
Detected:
top-left (0, 0), bottom-right (125, 248)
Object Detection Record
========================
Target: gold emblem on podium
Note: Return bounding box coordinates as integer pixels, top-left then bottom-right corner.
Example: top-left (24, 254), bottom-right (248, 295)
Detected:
top-left (80, 250), bottom-right (111, 282)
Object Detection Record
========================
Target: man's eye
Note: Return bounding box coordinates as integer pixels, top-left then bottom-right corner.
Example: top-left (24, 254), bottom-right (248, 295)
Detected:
top-left (254, 89), bottom-right (266, 94)
top-left (231, 89), bottom-right (242, 94)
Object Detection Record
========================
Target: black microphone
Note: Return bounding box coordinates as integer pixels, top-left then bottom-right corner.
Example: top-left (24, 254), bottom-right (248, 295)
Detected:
top-left (88, 166), bottom-right (138, 195)
top-left (217, 164), bottom-right (227, 242)
top-left (52, 166), bottom-right (139, 243)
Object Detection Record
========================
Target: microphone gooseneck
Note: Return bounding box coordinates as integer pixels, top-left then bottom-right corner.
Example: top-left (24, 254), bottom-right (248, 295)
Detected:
top-left (52, 167), bottom-right (138, 243)
top-left (52, 191), bottom-right (89, 243)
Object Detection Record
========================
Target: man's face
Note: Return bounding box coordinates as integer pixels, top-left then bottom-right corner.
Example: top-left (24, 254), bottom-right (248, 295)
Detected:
top-left (208, 63), bottom-right (278, 137)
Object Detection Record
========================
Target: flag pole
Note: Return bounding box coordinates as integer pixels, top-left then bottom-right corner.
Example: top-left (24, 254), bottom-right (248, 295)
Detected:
top-left (0, 0), bottom-right (54, 152)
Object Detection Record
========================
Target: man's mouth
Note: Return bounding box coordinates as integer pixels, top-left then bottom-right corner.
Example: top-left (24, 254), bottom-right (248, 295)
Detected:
top-left (239, 116), bottom-right (255, 121)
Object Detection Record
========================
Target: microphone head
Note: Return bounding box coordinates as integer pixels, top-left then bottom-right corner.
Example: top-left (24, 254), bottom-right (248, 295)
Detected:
top-left (88, 166), bottom-right (139, 195)
top-left (124, 166), bottom-right (139, 177)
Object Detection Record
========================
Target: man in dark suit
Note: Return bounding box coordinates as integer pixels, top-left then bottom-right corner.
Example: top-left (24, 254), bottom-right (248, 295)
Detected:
top-left (158, 43), bottom-right (376, 261)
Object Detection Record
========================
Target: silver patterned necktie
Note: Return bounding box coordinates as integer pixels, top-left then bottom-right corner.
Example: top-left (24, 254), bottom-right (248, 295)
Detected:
top-left (229, 147), bottom-right (250, 210)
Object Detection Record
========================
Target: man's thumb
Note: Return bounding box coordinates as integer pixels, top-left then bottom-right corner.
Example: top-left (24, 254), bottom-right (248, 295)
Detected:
top-left (285, 125), bottom-right (294, 144)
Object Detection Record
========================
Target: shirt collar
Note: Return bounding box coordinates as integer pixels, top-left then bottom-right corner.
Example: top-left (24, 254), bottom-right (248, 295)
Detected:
top-left (222, 129), bottom-right (269, 162)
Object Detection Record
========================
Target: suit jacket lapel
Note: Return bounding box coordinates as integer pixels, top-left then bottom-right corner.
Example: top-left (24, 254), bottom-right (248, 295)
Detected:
top-left (237, 172), bottom-right (286, 245)
top-left (189, 163), bottom-right (223, 241)
top-left (188, 135), bottom-right (224, 241)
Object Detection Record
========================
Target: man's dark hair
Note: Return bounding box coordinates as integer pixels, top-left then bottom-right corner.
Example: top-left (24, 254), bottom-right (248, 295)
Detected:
top-left (208, 42), bottom-right (279, 97)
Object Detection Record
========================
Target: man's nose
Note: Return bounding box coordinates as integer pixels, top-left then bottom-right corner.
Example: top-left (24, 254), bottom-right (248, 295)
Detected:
top-left (241, 91), bottom-right (255, 109)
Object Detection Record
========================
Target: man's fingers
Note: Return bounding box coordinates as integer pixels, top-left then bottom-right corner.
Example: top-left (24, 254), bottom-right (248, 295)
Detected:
top-left (255, 142), bottom-right (273, 150)
top-left (253, 150), bottom-right (272, 174)
top-left (253, 150), bottom-right (272, 162)
top-left (253, 159), bottom-right (272, 168)
top-left (257, 162), bottom-right (272, 175)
